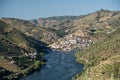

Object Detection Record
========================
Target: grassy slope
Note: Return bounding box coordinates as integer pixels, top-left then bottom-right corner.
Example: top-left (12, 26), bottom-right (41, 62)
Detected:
top-left (74, 28), bottom-right (120, 80)
top-left (0, 20), bottom-right (50, 56)
top-left (0, 20), bottom-right (49, 80)
top-left (0, 20), bottom-right (23, 56)
top-left (1, 18), bottom-right (60, 44)
top-left (73, 10), bottom-right (120, 33)
top-left (50, 10), bottom-right (120, 50)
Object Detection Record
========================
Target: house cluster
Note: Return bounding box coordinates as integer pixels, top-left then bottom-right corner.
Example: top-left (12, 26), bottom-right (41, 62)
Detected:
top-left (7, 52), bottom-right (40, 64)
top-left (24, 52), bottom-right (40, 60)
top-left (50, 34), bottom-right (94, 51)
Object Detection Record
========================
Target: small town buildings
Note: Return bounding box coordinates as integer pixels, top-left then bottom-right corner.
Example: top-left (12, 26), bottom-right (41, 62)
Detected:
top-left (69, 40), bottom-right (77, 44)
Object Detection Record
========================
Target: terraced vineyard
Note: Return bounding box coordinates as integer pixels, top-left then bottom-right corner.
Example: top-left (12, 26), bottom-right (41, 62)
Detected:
top-left (75, 60), bottom-right (120, 80)
top-left (73, 28), bottom-right (120, 80)
top-left (0, 57), bottom-right (19, 72)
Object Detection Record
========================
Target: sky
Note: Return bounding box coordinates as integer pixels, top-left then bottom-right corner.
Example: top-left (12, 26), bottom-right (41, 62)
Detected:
top-left (0, 0), bottom-right (120, 20)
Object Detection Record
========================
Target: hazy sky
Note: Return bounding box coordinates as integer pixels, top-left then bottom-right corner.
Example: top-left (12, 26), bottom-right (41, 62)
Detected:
top-left (0, 0), bottom-right (120, 20)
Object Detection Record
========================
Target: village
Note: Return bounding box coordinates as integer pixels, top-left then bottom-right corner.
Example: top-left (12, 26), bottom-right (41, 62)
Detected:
top-left (50, 32), bottom-right (94, 51)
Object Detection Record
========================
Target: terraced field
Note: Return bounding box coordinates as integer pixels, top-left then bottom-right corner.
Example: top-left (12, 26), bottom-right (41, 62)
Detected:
top-left (73, 28), bottom-right (120, 80)
top-left (0, 58), bottom-right (19, 72)
top-left (75, 56), bottom-right (120, 80)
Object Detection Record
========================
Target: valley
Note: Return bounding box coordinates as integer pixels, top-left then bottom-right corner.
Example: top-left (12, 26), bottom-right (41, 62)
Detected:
top-left (0, 9), bottom-right (120, 80)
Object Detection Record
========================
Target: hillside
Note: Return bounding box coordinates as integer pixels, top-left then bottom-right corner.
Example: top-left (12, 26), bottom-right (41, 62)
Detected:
top-left (50, 10), bottom-right (120, 50)
top-left (0, 18), bottom-right (59, 44)
top-left (30, 16), bottom-right (81, 27)
top-left (0, 20), bottom-right (23, 56)
top-left (73, 28), bottom-right (120, 80)
top-left (1, 10), bottom-right (120, 44)
top-left (0, 20), bottom-right (50, 80)
top-left (73, 10), bottom-right (120, 31)
top-left (0, 20), bottom-right (50, 55)
top-left (30, 16), bottom-right (78, 37)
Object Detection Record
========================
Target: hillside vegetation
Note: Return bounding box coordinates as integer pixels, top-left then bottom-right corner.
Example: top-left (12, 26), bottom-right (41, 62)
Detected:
top-left (1, 10), bottom-right (120, 44)
top-left (0, 18), bottom-right (59, 44)
top-left (0, 20), bottom-right (49, 56)
top-left (50, 10), bottom-right (120, 50)
top-left (0, 20), bottom-right (49, 80)
top-left (73, 28), bottom-right (120, 80)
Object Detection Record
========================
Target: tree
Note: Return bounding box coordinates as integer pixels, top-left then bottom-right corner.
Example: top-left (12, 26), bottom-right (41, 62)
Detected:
top-left (33, 60), bottom-right (41, 70)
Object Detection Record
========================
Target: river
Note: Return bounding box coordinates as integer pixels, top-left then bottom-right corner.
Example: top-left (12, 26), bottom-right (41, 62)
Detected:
top-left (21, 51), bottom-right (83, 80)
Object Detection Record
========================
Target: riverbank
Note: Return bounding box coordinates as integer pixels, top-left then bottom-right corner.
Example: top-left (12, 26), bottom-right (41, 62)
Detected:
top-left (20, 51), bottom-right (83, 80)
top-left (73, 28), bottom-right (120, 80)
top-left (0, 50), bottom-right (83, 80)
top-left (7, 60), bottom-right (45, 80)
top-left (0, 53), bottom-right (46, 80)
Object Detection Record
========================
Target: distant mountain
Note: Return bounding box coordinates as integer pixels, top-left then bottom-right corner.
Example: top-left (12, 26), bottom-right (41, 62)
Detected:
top-left (1, 10), bottom-right (120, 43)
top-left (73, 10), bottom-right (120, 30)
top-left (49, 10), bottom-right (120, 50)
top-left (30, 15), bottom-right (87, 38)
top-left (30, 16), bottom-right (82, 26)
top-left (1, 10), bottom-right (120, 51)
top-left (30, 10), bottom-right (120, 37)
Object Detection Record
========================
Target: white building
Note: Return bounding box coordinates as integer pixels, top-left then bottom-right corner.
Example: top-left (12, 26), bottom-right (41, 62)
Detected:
top-left (69, 40), bottom-right (77, 44)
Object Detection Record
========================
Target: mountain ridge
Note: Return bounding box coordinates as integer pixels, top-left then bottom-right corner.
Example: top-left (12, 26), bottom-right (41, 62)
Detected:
top-left (0, 9), bottom-right (120, 79)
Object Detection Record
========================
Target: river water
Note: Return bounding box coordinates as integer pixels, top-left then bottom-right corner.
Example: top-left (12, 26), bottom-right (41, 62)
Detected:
top-left (21, 51), bottom-right (83, 80)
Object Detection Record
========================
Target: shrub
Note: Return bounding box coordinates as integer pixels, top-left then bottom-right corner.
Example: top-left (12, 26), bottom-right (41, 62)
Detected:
top-left (33, 60), bottom-right (41, 70)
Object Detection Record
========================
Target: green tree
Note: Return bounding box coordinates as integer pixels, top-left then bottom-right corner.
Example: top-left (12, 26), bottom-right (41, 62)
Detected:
top-left (40, 52), bottom-right (44, 57)
top-left (33, 60), bottom-right (41, 70)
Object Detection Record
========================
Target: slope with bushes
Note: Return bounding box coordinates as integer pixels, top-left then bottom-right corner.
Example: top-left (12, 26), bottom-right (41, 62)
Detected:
top-left (0, 18), bottom-right (60, 44)
top-left (0, 20), bottom-right (49, 80)
top-left (73, 28), bottom-right (120, 80)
